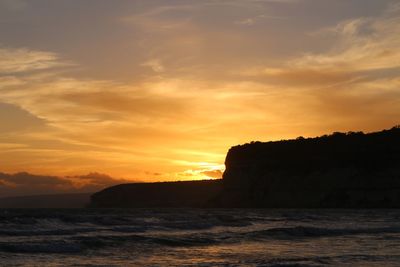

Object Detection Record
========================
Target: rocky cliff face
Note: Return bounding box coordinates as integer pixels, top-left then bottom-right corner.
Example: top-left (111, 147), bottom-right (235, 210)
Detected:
top-left (219, 127), bottom-right (400, 208)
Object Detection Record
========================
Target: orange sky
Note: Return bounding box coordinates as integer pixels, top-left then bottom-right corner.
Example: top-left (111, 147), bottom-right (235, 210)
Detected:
top-left (0, 0), bottom-right (399, 184)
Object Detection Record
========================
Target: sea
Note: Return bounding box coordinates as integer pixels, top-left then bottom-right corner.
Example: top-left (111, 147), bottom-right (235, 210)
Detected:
top-left (1, 209), bottom-right (400, 266)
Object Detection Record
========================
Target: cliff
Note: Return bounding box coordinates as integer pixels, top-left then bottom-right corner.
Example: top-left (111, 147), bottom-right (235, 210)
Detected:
top-left (219, 126), bottom-right (400, 208)
top-left (90, 126), bottom-right (400, 208)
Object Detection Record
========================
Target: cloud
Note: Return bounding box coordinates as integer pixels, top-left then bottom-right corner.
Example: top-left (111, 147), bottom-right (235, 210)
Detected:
top-left (121, 4), bottom-right (196, 32)
top-left (200, 170), bottom-right (223, 179)
top-left (293, 10), bottom-right (400, 72)
top-left (0, 172), bottom-right (72, 197)
top-left (0, 172), bottom-right (70, 186)
top-left (0, 47), bottom-right (69, 74)
top-left (0, 171), bottom-right (131, 197)
top-left (235, 14), bottom-right (286, 26)
top-left (59, 91), bottom-right (187, 119)
top-left (241, 67), bottom-right (357, 87)
top-left (235, 18), bottom-right (256, 26)
top-left (0, 76), bottom-right (26, 88)
top-left (141, 59), bottom-right (165, 72)
top-left (0, 77), bottom-right (126, 123)
top-left (67, 172), bottom-right (133, 189)
top-left (240, 4), bottom-right (400, 89)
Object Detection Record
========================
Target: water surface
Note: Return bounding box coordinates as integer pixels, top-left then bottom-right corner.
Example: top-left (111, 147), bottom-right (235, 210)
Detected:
top-left (1, 209), bottom-right (400, 266)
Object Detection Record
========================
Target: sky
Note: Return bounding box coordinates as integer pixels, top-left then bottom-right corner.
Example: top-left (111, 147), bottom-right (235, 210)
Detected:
top-left (0, 0), bottom-right (400, 195)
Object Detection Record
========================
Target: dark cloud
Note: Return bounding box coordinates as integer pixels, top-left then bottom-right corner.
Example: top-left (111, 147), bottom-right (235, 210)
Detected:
top-left (68, 172), bottom-right (131, 188)
top-left (0, 171), bottom-right (131, 197)
top-left (0, 172), bottom-right (69, 186)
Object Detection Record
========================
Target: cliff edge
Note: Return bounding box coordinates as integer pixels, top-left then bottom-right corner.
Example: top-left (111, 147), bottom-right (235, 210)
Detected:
top-left (219, 126), bottom-right (400, 208)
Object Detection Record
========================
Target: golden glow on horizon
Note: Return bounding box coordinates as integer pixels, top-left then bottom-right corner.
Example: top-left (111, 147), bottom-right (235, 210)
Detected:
top-left (0, 0), bottom-right (399, 184)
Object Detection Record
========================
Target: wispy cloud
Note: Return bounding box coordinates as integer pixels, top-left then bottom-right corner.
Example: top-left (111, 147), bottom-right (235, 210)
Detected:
top-left (141, 59), bottom-right (165, 73)
top-left (0, 47), bottom-right (70, 74)
top-left (294, 9), bottom-right (400, 72)
top-left (241, 4), bottom-right (400, 87)
top-left (235, 14), bottom-right (287, 25)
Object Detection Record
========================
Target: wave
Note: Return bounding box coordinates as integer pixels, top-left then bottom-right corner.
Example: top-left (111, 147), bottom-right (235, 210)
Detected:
top-left (0, 234), bottom-right (219, 254)
top-left (4, 224), bottom-right (399, 254)
top-left (0, 211), bottom-right (255, 238)
top-left (74, 233), bottom-right (220, 248)
top-left (247, 225), bottom-right (400, 239)
top-left (2, 209), bottom-right (400, 256)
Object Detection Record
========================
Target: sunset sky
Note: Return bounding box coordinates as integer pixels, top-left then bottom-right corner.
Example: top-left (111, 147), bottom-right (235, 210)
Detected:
top-left (0, 0), bottom-right (399, 193)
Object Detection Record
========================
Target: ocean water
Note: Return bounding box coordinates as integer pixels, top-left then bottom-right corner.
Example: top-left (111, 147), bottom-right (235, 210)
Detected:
top-left (1, 209), bottom-right (400, 266)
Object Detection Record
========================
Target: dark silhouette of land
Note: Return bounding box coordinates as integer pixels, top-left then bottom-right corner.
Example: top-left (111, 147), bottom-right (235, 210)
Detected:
top-left (91, 126), bottom-right (400, 208)
top-left (90, 180), bottom-right (222, 208)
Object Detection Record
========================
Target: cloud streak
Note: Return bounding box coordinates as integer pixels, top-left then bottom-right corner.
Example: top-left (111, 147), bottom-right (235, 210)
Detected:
top-left (0, 47), bottom-right (70, 74)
